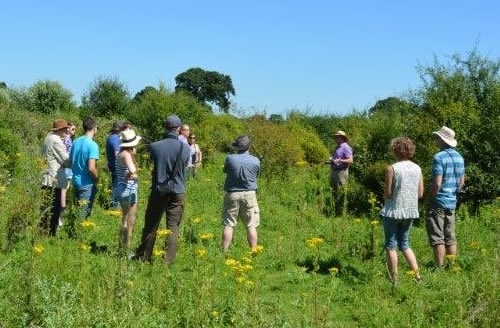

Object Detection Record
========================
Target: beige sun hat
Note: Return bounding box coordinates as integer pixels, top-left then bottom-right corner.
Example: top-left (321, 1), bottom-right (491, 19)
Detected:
top-left (433, 126), bottom-right (457, 147)
top-left (120, 129), bottom-right (142, 148)
top-left (333, 130), bottom-right (348, 141)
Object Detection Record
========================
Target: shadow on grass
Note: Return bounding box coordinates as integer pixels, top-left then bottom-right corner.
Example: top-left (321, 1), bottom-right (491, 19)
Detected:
top-left (296, 256), bottom-right (368, 284)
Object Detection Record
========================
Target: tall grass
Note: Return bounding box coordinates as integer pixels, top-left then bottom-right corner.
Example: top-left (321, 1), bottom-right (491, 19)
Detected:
top-left (0, 149), bottom-right (499, 327)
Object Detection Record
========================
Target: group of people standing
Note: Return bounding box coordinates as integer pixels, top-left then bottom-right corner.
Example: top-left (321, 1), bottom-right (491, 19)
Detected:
top-left (40, 114), bottom-right (260, 265)
top-left (328, 127), bottom-right (465, 284)
top-left (40, 117), bottom-right (464, 279)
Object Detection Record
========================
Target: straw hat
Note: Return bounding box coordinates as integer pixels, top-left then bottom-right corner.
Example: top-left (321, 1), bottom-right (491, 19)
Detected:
top-left (433, 126), bottom-right (457, 147)
top-left (120, 129), bottom-right (142, 148)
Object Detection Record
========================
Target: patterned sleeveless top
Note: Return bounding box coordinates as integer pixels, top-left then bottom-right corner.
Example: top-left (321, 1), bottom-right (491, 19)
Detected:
top-left (379, 160), bottom-right (421, 219)
top-left (115, 154), bottom-right (137, 188)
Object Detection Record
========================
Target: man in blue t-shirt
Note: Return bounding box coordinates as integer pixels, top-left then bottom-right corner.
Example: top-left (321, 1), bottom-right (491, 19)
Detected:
top-left (70, 117), bottom-right (100, 219)
top-left (426, 126), bottom-right (465, 267)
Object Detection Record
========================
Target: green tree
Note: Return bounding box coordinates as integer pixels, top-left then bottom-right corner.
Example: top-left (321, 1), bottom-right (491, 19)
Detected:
top-left (411, 49), bottom-right (500, 213)
top-left (7, 80), bottom-right (74, 114)
top-left (175, 67), bottom-right (235, 113)
top-left (81, 76), bottom-right (130, 118)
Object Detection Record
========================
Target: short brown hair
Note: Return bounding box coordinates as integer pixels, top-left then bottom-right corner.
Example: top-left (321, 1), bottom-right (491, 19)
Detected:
top-left (390, 137), bottom-right (416, 160)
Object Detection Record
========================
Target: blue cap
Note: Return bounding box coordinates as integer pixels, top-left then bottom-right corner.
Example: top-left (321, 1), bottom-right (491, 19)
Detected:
top-left (165, 115), bottom-right (182, 128)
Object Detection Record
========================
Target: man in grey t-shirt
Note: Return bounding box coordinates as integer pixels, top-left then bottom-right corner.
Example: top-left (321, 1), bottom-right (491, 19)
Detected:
top-left (221, 135), bottom-right (261, 251)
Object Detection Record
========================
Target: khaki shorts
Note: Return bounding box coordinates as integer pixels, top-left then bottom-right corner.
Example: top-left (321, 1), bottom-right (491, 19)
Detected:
top-left (222, 190), bottom-right (260, 228)
top-left (426, 205), bottom-right (457, 246)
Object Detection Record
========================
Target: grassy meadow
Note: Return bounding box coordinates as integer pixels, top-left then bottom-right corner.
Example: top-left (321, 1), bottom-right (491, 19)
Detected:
top-left (0, 148), bottom-right (499, 328)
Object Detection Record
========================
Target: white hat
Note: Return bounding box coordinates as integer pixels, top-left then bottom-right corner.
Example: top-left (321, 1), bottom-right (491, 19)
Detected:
top-left (433, 126), bottom-right (457, 147)
top-left (120, 129), bottom-right (142, 148)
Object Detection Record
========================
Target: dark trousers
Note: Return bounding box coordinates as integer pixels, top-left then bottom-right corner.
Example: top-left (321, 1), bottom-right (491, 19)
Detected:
top-left (40, 186), bottom-right (62, 236)
top-left (135, 190), bottom-right (185, 264)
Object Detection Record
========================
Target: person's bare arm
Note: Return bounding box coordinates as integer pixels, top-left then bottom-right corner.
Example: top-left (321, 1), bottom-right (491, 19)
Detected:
top-left (383, 165), bottom-right (394, 200)
top-left (88, 159), bottom-right (98, 183)
top-left (418, 174), bottom-right (424, 199)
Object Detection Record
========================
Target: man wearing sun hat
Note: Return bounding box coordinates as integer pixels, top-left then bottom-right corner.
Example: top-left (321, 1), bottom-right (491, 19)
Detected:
top-left (221, 135), bottom-right (261, 251)
top-left (426, 126), bottom-right (465, 267)
top-left (134, 115), bottom-right (190, 265)
top-left (40, 119), bottom-right (71, 235)
top-left (328, 130), bottom-right (353, 215)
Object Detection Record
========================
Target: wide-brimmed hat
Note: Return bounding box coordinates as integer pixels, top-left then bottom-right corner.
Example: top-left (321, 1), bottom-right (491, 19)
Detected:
top-left (110, 121), bottom-right (126, 132)
top-left (120, 129), bottom-right (142, 148)
top-left (231, 135), bottom-right (252, 151)
top-left (333, 130), bottom-right (348, 140)
top-left (165, 115), bottom-right (182, 128)
top-left (433, 126), bottom-right (457, 147)
top-left (52, 119), bottom-right (70, 131)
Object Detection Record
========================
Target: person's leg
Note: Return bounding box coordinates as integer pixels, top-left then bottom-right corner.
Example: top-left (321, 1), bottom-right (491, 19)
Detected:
top-left (243, 191), bottom-right (260, 249)
top-left (433, 244), bottom-right (446, 267)
top-left (165, 193), bottom-right (185, 265)
top-left (426, 206), bottom-right (446, 266)
top-left (135, 190), bottom-right (166, 261)
top-left (119, 202), bottom-right (131, 250)
top-left (382, 216), bottom-right (398, 283)
top-left (443, 209), bottom-right (457, 260)
top-left (221, 192), bottom-right (239, 250)
top-left (126, 202), bottom-right (138, 250)
top-left (49, 188), bottom-right (63, 236)
top-left (397, 219), bottom-right (419, 277)
top-left (222, 226), bottom-right (234, 250)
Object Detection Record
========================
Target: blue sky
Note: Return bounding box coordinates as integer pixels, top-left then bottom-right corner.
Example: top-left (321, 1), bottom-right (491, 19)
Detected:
top-left (1, 1), bottom-right (498, 116)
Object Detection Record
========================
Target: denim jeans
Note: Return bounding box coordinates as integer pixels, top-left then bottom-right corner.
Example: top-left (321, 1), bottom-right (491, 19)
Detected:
top-left (75, 184), bottom-right (97, 219)
top-left (382, 216), bottom-right (414, 251)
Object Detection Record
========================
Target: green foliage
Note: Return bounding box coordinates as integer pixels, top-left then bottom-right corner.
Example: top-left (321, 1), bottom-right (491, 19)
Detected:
top-left (175, 67), bottom-right (235, 113)
top-left (81, 76), bottom-right (130, 118)
top-left (247, 117), bottom-right (303, 180)
top-left (284, 121), bottom-right (329, 165)
top-left (5, 80), bottom-right (75, 114)
top-left (126, 84), bottom-right (212, 143)
top-left (412, 49), bottom-right (500, 210)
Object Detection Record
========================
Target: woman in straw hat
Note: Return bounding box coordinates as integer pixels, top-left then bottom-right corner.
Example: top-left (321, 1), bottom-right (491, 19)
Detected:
top-left (116, 129), bottom-right (142, 254)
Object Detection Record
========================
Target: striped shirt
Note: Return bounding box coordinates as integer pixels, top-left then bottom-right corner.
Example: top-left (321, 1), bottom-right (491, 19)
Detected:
top-left (431, 147), bottom-right (465, 209)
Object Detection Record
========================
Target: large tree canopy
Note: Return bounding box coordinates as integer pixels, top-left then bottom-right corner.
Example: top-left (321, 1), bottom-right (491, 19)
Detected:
top-left (174, 67), bottom-right (235, 113)
top-left (81, 76), bottom-right (130, 118)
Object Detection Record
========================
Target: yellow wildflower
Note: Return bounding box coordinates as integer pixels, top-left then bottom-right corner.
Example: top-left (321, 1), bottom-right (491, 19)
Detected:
top-left (481, 249), bottom-right (488, 256)
top-left (295, 160), bottom-right (308, 167)
top-left (241, 257), bottom-right (252, 264)
top-left (370, 220), bottom-right (380, 226)
top-left (0, 185), bottom-right (6, 192)
top-left (210, 311), bottom-right (219, 318)
top-left (405, 270), bottom-right (417, 277)
top-left (33, 244), bottom-right (45, 254)
top-left (80, 243), bottom-right (90, 252)
top-left (157, 229), bottom-right (173, 237)
top-left (353, 218), bottom-right (362, 223)
top-left (251, 245), bottom-right (264, 255)
top-left (106, 209), bottom-right (122, 218)
top-left (192, 217), bottom-right (202, 224)
top-left (78, 199), bottom-right (89, 206)
top-left (153, 249), bottom-right (165, 257)
top-left (196, 249), bottom-right (207, 258)
top-left (81, 220), bottom-right (96, 228)
top-left (225, 258), bottom-right (239, 267)
top-left (306, 237), bottom-right (324, 248)
top-left (445, 254), bottom-right (456, 262)
top-left (236, 276), bottom-right (246, 284)
top-left (329, 267), bottom-right (339, 275)
top-left (469, 241), bottom-right (480, 249)
top-left (199, 232), bottom-right (214, 241)
top-left (451, 265), bottom-right (462, 272)
top-left (245, 280), bottom-right (255, 286)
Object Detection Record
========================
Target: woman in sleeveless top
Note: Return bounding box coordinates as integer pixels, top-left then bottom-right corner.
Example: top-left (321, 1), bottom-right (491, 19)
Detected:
top-left (379, 137), bottom-right (424, 285)
top-left (116, 129), bottom-right (142, 254)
